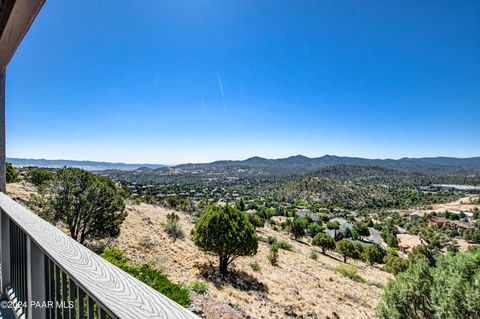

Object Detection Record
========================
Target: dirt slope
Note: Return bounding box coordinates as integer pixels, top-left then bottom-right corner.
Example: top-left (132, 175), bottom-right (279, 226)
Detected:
top-left (7, 182), bottom-right (390, 319)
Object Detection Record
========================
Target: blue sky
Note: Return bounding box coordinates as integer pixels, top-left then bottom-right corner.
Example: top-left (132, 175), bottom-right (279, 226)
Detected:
top-left (6, 0), bottom-right (480, 164)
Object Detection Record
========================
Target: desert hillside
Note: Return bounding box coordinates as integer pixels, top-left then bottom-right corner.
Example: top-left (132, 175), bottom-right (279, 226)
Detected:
top-left (8, 181), bottom-right (391, 319)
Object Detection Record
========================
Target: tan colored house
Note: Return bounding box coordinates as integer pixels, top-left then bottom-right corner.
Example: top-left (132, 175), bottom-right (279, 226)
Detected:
top-left (397, 234), bottom-right (425, 254)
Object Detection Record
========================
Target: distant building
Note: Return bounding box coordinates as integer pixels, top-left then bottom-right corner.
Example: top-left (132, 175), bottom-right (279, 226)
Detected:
top-left (397, 234), bottom-right (425, 254)
top-left (409, 212), bottom-right (421, 221)
top-left (296, 209), bottom-right (320, 222)
top-left (428, 216), bottom-right (451, 228)
top-left (428, 216), bottom-right (474, 230)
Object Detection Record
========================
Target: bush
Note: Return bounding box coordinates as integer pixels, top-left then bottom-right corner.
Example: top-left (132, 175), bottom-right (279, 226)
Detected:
top-left (49, 168), bottom-right (126, 244)
top-left (248, 213), bottom-right (265, 229)
top-left (352, 222), bottom-right (370, 240)
top-left (307, 223), bottom-right (324, 237)
top-left (383, 255), bottom-right (409, 275)
top-left (362, 243), bottom-right (386, 266)
top-left (27, 167), bottom-right (54, 186)
top-left (268, 244), bottom-right (279, 266)
top-left (189, 280), bottom-right (209, 295)
top-left (312, 233), bottom-right (336, 254)
top-left (266, 236), bottom-right (293, 251)
top-left (193, 205), bottom-right (258, 274)
top-left (6, 163), bottom-right (18, 183)
top-left (290, 217), bottom-right (308, 239)
top-left (276, 239), bottom-right (293, 251)
top-left (101, 247), bottom-right (190, 306)
top-left (309, 250), bottom-right (318, 260)
top-left (377, 250), bottom-right (480, 319)
top-left (267, 235), bottom-right (277, 245)
top-left (335, 264), bottom-right (366, 283)
top-left (163, 212), bottom-right (184, 241)
top-left (138, 235), bottom-right (156, 248)
top-left (336, 240), bottom-right (357, 263)
top-left (250, 260), bottom-right (261, 272)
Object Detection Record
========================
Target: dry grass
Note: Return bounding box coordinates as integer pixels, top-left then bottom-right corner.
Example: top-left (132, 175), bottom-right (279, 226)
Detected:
top-left (8, 182), bottom-right (391, 319)
top-left (117, 202), bottom-right (390, 318)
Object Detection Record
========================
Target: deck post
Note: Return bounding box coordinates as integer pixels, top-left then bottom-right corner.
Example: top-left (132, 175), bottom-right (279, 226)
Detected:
top-left (0, 211), bottom-right (11, 293)
top-left (0, 71), bottom-right (5, 193)
top-left (27, 237), bottom-right (46, 318)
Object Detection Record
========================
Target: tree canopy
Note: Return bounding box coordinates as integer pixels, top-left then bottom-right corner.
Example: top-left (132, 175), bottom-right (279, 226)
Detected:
top-left (193, 205), bottom-right (258, 274)
top-left (6, 163), bottom-right (18, 183)
top-left (312, 233), bottom-right (335, 254)
top-left (48, 168), bottom-right (126, 244)
top-left (336, 240), bottom-right (356, 263)
top-left (377, 249), bottom-right (480, 319)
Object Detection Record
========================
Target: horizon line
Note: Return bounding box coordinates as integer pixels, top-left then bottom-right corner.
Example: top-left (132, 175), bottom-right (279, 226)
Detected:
top-left (7, 154), bottom-right (480, 167)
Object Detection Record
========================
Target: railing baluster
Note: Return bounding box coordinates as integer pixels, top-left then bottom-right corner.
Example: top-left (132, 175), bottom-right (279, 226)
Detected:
top-left (78, 287), bottom-right (85, 319)
top-left (1, 212), bottom-right (11, 293)
top-left (87, 296), bottom-right (94, 319)
top-left (62, 271), bottom-right (68, 319)
top-left (10, 222), bottom-right (15, 297)
top-left (55, 265), bottom-right (61, 319)
top-left (20, 228), bottom-right (25, 304)
top-left (99, 307), bottom-right (106, 319)
top-left (45, 256), bottom-right (52, 319)
top-left (49, 259), bottom-right (55, 319)
top-left (69, 278), bottom-right (76, 319)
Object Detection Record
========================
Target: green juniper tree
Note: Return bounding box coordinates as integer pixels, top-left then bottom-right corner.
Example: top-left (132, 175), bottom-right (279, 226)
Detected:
top-left (193, 205), bottom-right (258, 274)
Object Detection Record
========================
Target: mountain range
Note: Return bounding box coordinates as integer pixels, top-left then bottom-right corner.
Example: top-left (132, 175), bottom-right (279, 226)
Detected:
top-left (7, 158), bottom-right (166, 171)
top-left (176, 155), bottom-right (480, 175)
top-left (8, 155), bottom-right (480, 175)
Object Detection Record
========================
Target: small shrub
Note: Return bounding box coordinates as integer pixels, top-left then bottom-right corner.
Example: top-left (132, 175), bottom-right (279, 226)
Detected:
top-left (250, 260), bottom-right (261, 272)
top-left (189, 280), bottom-right (209, 295)
top-left (163, 212), bottom-right (184, 241)
top-left (138, 235), bottom-right (156, 248)
top-left (258, 236), bottom-right (269, 243)
top-left (310, 250), bottom-right (318, 260)
top-left (6, 163), bottom-right (19, 183)
top-left (267, 235), bottom-right (277, 245)
top-left (276, 239), bottom-right (293, 251)
top-left (335, 264), bottom-right (366, 283)
top-left (27, 167), bottom-right (54, 186)
top-left (268, 244), bottom-right (279, 266)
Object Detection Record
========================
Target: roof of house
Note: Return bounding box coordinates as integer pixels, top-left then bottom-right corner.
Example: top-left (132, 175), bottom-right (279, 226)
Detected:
top-left (430, 216), bottom-right (451, 223)
top-left (450, 220), bottom-right (474, 229)
top-left (397, 234), bottom-right (424, 249)
top-left (296, 210), bottom-right (320, 222)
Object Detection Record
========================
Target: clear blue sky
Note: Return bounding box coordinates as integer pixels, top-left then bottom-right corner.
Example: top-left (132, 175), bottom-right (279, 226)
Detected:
top-left (6, 0), bottom-right (480, 164)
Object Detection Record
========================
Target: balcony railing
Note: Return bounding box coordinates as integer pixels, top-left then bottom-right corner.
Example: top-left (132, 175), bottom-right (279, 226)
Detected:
top-left (0, 192), bottom-right (199, 319)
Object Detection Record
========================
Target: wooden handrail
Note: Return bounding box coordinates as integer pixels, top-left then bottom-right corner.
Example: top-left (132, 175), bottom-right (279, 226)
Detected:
top-left (0, 193), bottom-right (198, 319)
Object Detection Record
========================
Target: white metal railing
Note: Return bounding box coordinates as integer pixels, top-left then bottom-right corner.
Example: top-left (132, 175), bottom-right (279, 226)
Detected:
top-left (0, 192), bottom-right (199, 319)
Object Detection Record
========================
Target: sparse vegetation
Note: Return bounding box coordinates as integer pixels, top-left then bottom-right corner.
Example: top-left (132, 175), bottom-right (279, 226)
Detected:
top-left (335, 264), bottom-right (366, 283)
top-left (163, 212), bottom-right (184, 241)
top-left (268, 243), bottom-right (279, 266)
top-left (189, 280), bottom-right (209, 295)
top-left (250, 260), bottom-right (261, 272)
